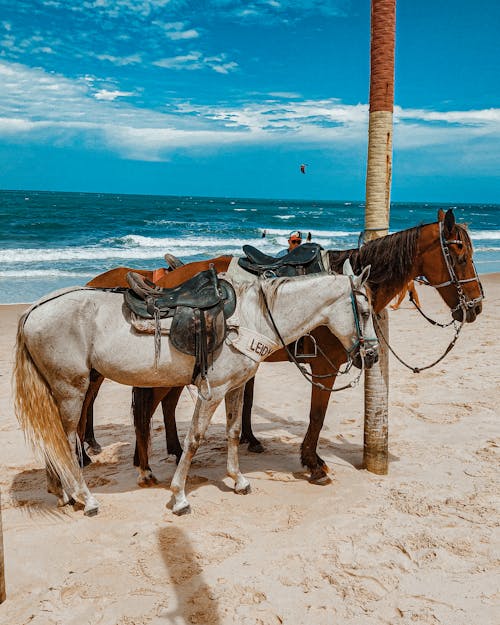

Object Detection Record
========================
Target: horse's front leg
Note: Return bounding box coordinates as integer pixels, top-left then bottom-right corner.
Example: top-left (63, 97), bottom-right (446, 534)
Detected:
top-left (301, 362), bottom-right (338, 484)
top-left (240, 377), bottom-right (265, 453)
top-left (225, 385), bottom-right (251, 494)
top-left (169, 393), bottom-right (222, 515)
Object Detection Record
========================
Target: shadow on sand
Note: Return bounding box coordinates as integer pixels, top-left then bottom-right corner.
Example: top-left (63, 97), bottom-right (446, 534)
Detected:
top-left (157, 525), bottom-right (221, 624)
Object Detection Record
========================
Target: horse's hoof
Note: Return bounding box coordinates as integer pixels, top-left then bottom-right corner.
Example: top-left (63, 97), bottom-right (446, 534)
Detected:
top-left (137, 474), bottom-right (158, 488)
top-left (235, 483), bottom-right (251, 495)
top-left (248, 442), bottom-right (265, 454)
top-left (173, 504), bottom-right (191, 516)
top-left (84, 506), bottom-right (99, 517)
top-left (87, 442), bottom-right (102, 455)
top-left (308, 472), bottom-right (332, 486)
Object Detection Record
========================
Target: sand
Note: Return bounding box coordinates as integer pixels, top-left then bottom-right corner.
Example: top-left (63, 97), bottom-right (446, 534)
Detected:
top-left (0, 275), bottom-right (498, 625)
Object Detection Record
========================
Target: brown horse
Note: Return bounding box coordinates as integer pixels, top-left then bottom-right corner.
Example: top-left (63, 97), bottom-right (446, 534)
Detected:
top-left (83, 209), bottom-right (483, 483)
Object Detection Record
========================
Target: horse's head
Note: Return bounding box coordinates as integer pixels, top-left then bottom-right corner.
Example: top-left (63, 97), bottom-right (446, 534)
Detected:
top-left (340, 259), bottom-right (379, 369)
top-left (417, 209), bottom-right (484, 323)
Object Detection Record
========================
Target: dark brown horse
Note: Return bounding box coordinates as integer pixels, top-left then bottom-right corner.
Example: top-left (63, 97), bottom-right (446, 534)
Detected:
top-left (83, 209), bottom-right (483, 483)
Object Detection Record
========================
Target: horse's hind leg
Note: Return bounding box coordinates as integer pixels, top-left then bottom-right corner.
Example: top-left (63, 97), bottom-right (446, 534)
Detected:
top-left (240, 377), bottom-right (265, 453)
top-left (132, 387), bottom-right (157, 486)
top-left (56, 390), bottom-right (100, 516)
top-left (46, 464), bottom-right (75, 507)
top-left (226, 386), bottom-right (250, 494)
top-left (161, 386), bottom-right (183, 462)
top-left (170, 394), bottom-right (222, 515)
top-left (81, 370), bottom-right (105, 462)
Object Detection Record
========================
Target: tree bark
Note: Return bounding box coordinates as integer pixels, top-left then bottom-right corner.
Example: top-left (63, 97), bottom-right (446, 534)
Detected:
top-left (363, 0), bottom-right (396, 474)
top-left (0, 492), bottom-right (6, 603)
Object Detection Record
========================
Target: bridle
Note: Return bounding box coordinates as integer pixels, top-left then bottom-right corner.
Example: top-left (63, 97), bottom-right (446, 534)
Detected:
top-left (374, 221), bottom-right (484, 373)
top-left (417, 221), bottom-right (484, 316)
top-left (259, 275), bottom-right (377, 392)
top-left (344, 276), bottom-right (378, 361)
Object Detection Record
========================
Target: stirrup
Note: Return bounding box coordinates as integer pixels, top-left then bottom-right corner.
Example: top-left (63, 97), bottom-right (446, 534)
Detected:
top-left (294, 334), bottom-right (318, 359)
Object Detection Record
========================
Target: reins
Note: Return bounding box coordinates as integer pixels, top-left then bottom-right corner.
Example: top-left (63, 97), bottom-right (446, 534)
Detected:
top-left (258, 278), bottom-right (367, 393)
top-left (373, 313), bottom-right (464, 374)
top-left (407, 283), bottom-right (456, 328)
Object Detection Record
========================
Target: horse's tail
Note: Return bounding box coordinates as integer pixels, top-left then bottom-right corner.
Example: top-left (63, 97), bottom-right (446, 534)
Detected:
top-left (13, 312), bottom-right (80, 493)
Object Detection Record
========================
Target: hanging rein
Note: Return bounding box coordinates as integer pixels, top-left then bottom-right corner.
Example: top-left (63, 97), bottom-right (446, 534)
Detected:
top-left (259, 276), bottom-right (376, 393)
top-left (374, 221), bottom-right (484, 373)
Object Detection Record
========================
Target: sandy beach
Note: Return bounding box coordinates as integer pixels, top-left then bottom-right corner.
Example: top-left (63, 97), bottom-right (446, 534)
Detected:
top-left (0, 275), bottom-right (498, 625)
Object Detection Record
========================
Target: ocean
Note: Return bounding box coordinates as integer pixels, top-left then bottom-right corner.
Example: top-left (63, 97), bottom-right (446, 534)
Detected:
top-left (1, 189), bottom-right (499, 304)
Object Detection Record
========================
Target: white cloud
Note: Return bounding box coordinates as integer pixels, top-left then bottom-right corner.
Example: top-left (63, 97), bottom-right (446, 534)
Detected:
top-left (153, 51), bottom-right (238, 73)
top-left (158, 21), bottom-right (200, 40)
top-left (95, 53), bottom-right (142, 66)
top-left (396, 106), bottom-right (500, 125)
top-left (94, 89), bottom-right (134, 101)
top-left (153, 52), bottom-right (203, 70)
top-left (0, 60), bottom-right (498, 166)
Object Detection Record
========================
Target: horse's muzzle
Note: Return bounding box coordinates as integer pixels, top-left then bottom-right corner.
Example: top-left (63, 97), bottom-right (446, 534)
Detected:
top-left (352, 347), bottom-right (379, 370)
top-left (452, 301), bottom-right (483, 323)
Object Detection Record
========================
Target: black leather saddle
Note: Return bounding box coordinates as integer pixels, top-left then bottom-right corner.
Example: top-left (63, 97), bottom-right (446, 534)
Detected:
top-left (238, 242), bottom-right (325, 277)
top-left (124, 268), bottom-right (236, 379)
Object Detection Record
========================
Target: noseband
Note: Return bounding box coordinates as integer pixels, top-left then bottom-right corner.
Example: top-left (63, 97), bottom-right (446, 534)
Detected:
top-left (418, 221), bottom-right (484, 315)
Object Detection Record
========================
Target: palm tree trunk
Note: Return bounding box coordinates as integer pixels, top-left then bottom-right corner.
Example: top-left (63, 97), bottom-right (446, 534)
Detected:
top-left (0, 493), bottom-right (5, 602)
top-left (363, 0), bottom-right (396, 474)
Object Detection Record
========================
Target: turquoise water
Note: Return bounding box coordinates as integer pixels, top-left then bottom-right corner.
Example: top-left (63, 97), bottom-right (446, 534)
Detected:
top-left (0, 189), bottom-right (498, 303)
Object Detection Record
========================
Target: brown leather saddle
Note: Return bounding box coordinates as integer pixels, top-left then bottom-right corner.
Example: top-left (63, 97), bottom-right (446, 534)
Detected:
top-left (238, 242), bottom-right (325, 277)
top-left (124, 267), bottom-right (236, 379)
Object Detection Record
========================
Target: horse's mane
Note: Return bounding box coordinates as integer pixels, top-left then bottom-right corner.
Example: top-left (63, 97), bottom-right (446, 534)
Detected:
top-left (327, 226), bottom-right (422, 294)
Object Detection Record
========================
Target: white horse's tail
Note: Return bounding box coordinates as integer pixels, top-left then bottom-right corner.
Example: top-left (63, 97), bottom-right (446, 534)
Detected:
top-left (13, 313), bottom-right (81, 492)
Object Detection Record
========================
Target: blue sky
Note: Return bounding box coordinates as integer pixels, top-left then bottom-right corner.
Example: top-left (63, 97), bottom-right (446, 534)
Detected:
top-left (0, 0), bottom-right (498, 202)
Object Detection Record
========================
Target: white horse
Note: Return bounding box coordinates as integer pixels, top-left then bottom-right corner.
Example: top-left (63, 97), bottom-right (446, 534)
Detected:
top-left (14, 260), bottom-right (376, 516)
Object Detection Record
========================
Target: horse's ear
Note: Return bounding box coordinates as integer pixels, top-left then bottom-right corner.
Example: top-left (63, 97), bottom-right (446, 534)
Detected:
top-left (438, 208), bottom-right (445, 222)
top-left (444, 209), bottom-right (455, 237)
top-left (352, 265), bottom-right (371, 289)
top-left (342, 258), bottom-right (354, 276)
top-left (359, 264), bottom-right (371, 286)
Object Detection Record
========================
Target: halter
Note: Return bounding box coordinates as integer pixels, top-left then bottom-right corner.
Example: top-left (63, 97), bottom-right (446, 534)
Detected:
top-left (376, 221), bottom-right (484, 373)
top-left (418, 221), bottom-right (484, 315)
top-left (344, 276), bottom-right (379, 360)
top-left (259, 276), bottom-right (375, 393)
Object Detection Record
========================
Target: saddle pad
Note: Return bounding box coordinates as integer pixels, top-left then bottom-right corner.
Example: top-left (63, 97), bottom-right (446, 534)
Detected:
top-left (225, 256), bottom-right (259, 285)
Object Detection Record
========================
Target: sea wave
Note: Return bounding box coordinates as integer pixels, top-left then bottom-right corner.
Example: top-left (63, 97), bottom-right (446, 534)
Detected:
top-left (0, 269), bottom-right (92, 278)
top-left (470, 230), bottom-right (500, 241)
top-left (264, 227), bottom-right (356, 238)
